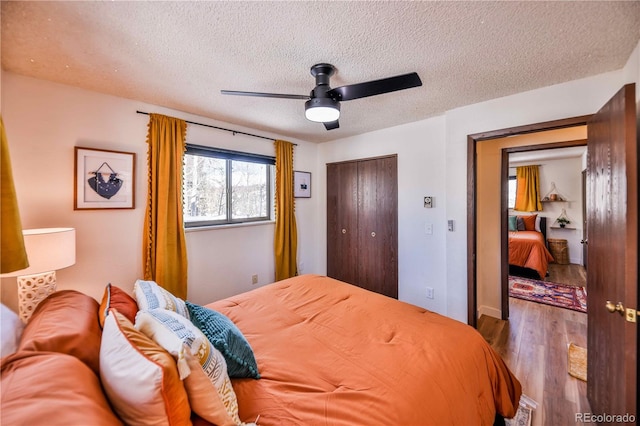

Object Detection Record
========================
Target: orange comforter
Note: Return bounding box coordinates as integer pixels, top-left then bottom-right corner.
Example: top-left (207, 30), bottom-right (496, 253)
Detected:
top-left (509, 231), bottom-right (554, 279)
top-left (208, 274), bottom-right (521, 425)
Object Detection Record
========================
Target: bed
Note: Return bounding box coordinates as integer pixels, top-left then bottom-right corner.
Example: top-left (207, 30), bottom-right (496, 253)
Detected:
top-left (508, 216), bottom-right (554, 279)
top-left (208, 274), bottom-right (522, 425)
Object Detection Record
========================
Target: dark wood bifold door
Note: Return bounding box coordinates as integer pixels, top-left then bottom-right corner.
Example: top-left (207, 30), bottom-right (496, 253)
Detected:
top-left (327, 155), bottom-right (398, 298)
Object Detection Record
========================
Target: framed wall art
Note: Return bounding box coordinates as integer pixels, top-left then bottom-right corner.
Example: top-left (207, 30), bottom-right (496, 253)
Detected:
top-left (74, 147), bottom-right (135, 210)
top-left (294, 170), bottom-right (311, 198)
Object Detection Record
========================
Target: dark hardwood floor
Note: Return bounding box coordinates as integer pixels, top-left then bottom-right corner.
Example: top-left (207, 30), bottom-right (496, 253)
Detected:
top-left (482, 264), bottom-right (590, 425)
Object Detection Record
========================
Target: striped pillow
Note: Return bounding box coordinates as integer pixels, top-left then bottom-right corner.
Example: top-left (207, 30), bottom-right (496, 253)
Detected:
top-left (133, 280), bottom-right (189, 318)
top-left (136, 309), bottom-right (243, 425)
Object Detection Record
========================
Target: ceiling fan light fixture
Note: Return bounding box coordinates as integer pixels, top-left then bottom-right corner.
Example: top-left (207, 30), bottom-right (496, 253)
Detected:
top-left (305, 98), bottom-right (340, 123)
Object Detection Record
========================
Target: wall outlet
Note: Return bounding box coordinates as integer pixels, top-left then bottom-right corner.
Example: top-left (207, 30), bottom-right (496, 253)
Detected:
top-left (426, 287), bottom-right (434, 299)
top-left (251, 274), bottom-right (258, 285)
top-left (448, 220), bottom-right (455, 232)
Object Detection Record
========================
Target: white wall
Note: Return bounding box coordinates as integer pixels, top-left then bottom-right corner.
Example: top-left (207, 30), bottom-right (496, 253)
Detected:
top-left (0, 72), bottom-right (320, 310)
top-left (539, 157), bottom-right (585, 264)
top-left (317, 117), bottom-right (448, 313)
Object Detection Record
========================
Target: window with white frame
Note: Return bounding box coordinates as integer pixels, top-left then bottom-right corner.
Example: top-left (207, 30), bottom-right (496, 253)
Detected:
top-left (183, 144), bottom-right (274, 227)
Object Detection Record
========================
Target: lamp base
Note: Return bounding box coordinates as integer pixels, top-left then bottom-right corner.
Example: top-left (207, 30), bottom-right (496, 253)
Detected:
top-left (17, 270), bottom-right (57, 323)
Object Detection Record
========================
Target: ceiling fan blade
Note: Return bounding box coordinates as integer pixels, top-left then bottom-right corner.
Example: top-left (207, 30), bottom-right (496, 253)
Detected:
top-left (323, 120), bottom-right (340, 131)
top-left (221, 90), bottom-right (310, 100)
top-left (328, 72), bottom-right (422, 101)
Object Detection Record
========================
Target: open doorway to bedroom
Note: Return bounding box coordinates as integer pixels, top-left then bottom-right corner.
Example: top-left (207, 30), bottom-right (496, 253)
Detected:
top-left (470, 120), bottom-right (591, 423)
top-left (506, 145), bottom-right (587, 313)
top-left (473, 124), bottom-right (587, 321)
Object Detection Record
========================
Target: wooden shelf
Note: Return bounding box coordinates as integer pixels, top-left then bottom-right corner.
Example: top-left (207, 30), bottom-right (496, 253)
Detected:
top-left (542, 199), bottom-right (570, 203)
top-left (551, 226), bottom-right (576, 230)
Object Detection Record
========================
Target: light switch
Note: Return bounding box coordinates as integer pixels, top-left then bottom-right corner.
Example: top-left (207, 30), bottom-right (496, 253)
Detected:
top-left (448, 220), bottom-right (454, 232)
top-left (424, 196), bottom-right (433, 208)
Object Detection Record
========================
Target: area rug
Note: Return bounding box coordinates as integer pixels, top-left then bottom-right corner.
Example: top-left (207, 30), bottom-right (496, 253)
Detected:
top-left (505, 394), bottom-right (536, 426)
top-left (568, 342), bottom-right (587, 382)
top-left (509, 276), bottom-right (587, 313)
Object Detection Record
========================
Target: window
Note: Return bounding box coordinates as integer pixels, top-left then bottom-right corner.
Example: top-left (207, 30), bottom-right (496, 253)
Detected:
top-left (183, 144), bottom-right (274, 227)
top-left (508, 175), bottom-right (517, 209)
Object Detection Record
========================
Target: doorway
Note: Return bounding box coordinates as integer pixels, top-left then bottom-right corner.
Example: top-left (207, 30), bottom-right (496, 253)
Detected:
top-left (467, 116), bottom-right (591, 325)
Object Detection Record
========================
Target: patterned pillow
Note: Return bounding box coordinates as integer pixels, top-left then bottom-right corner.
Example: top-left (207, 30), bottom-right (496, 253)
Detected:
top-left (133, 279), bottom-right (189, 318)
top-left (100, 310), bottom-right (191, 426)
top-left (136, 309), bottom-right (243, 425)
top-left (99, 283), bottom-right (138, 328)
top-left (186, 301), bottom-right (260, 379)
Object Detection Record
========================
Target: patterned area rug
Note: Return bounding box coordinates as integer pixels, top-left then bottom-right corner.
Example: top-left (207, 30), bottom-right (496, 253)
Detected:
top-left (509, 276), bottom-right (587, 313)
top-left (505, 394), bottom-right (536, 426)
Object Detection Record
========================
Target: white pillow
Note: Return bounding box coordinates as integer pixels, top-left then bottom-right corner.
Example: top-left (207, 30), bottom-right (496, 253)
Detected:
top-left (535, 215), bottom-right (542, 232)
top-left (133, 279), bottom-right (189, 318)
top-left (99, 310), bottom-right (191, 426)
top-left (1, 303), bottom-right (24, 357)
top-left (136, 309), bottom-right (244, 425)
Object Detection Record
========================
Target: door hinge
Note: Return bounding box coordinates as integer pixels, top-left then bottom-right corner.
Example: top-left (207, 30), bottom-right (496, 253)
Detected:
top-left (626, 308), bottom-right (637, 323)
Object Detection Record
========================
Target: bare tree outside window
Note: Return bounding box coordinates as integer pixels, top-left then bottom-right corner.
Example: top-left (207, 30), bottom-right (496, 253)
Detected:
top-left (183, 147), bottom-right (272, 227)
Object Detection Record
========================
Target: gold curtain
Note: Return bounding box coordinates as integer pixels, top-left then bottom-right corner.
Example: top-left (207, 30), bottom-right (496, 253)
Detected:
top-left (1, 116), bottom-right (29, 273)
top-left (514, 165), bottom-right (543, 212)
top-left (274, 140), bottom-right (298, 281)
top-left (142, 114), bottom-right (188, 298)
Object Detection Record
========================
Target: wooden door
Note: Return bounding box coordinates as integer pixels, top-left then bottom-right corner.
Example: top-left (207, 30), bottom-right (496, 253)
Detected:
top-left (586, 84), bottom-right (637, 417)
top-left (357, 156), bottom-right (398, 298)
top-left (327, 161), bottom-right (358, 284)
top-left (581, 170), bottom-right (588, 268)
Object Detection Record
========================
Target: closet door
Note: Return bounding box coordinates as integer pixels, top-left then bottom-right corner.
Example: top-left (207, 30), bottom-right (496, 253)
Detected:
top-left (326, 161), bottom-right (358, 285)
top-left (327, 155), bottom-right (398, 299)
top-left (357, 156), bottom-right (398, 298)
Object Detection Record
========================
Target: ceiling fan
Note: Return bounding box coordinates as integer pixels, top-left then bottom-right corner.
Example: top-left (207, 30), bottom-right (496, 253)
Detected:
top-left (221, 63), bottom-right (422, 130)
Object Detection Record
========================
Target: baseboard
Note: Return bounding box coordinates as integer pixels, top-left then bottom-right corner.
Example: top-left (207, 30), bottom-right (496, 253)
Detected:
top-left (478, 305), bottom-right (502, 320)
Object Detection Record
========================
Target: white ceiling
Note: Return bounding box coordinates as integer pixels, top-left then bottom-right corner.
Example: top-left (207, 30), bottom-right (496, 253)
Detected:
top-left (2, 1), bottom-right (639, 143)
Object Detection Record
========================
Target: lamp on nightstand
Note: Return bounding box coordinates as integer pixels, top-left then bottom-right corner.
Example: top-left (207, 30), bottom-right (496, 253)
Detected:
top-left (0, 228), bottom-right (76, 322)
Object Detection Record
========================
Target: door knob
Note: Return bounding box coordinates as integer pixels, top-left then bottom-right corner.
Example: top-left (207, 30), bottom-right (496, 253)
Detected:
top-left (341, 229), bottom-right (346, 234)
top-left (605, 300), bottom-right (625, 315)
top-left (371, 232), bottom-right (376, 237)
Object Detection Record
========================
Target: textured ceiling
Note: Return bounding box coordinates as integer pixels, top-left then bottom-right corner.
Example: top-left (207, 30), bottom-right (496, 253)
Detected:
top-left (2, 1), bottom-right (639, 143)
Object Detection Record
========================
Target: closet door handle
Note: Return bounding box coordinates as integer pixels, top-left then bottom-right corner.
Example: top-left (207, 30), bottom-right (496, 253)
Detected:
top-left (342, 229), bottom-right (347, 234)
top-left (371, 232), bottom-right (376, 238)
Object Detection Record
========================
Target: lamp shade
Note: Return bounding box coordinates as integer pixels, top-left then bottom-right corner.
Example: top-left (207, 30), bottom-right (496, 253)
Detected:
top-left (1, 116), bottom-right (29, 274)
top-left (0, 228), bottom-right (76, 277)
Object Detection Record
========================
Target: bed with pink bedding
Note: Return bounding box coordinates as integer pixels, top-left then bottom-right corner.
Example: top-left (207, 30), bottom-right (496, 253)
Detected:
top-left (208, 274), bottom-right (522, 425)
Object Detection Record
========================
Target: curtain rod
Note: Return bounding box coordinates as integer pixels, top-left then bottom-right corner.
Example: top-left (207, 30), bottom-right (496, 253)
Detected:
top-left (136, 110), bottom-right (297, 145)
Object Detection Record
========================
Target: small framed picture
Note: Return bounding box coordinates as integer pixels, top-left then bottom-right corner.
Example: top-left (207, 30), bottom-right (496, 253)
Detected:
top-left (74, 147), bottom-right (136, 210)
top-left (294, 171), bottom-right (311, 198)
